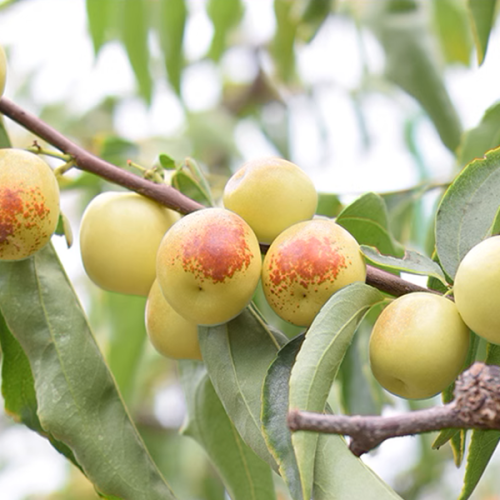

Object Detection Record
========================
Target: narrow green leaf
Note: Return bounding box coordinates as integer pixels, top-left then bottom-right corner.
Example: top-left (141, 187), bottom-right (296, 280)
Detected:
top-left (262, 334), bottom-right (305, 500)
top-left (296, 0), bottom-right (335, 42)
top-left (313, 434), bottom-right (403, 500)
top-left (0, 244), bottom-right (176, 500)
top-left (458, 343), bottom-right (500, 500)
top-left (121, 0), bottom-right (153, 103)
top-left (271, 0), bottom-right (298, 83)
top-left (466, 0), bottom-right (497, 65)
top-left (436, 146), bottom-right (500, 279)
top-left (86, 0), bottom-right (112, 55)
top-left (180, 361), bottom-right (276, 500)
top-left (0, 118), bottom-right (12, 148)
top-left (361, 245), bottom-right (448, 285)
top-left (103, 293), bottom-right (147, 405)
top-left (316, 192), bottom-right (342, 218)
top-left (371, 1), bottom-right (462, 151)
top-left (54, 212), bottom-right (73, 248)
top-left (336, 192), bottom-right (404, 257)
top-left (158, 0), bottom-right (187, 94)
top-left (206, 0), bottom-right (244, 61)
top-left (432, 0), bottom-right (472, 66)
top-left (289, 283), bottom-right (384, 500)
top-left (171, 170), bottom-right (213, 207)
top-left (458, 101), bottom-right (500, 167)
top-left (0, 310), bottom-right (81, 470)
top-left (199, 306), bottom-right (287, 472)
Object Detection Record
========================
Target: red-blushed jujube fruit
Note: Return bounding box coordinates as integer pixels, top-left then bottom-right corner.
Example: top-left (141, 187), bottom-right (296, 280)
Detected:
top-left (261, 219), bottom-right (366, 326)
top-left (145, 279), bottom-right (202, 360)
top-left (79, 192), bottom-right (179, 296)
top-left (0, 149), bottom-right (60, 261)
top-left (369, 292), bottom-right (470, 400)
top-left (223, 157), bottom-right (318, 244)
top-left (454, 235), bottom-right (500, 345)
top-left (156, 207), bottom-right (262, 326)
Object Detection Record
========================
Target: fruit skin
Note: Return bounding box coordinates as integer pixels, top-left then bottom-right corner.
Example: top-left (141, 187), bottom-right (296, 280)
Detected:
top-left (369, 292), bottom-right (470, 400)
top-left (0, 149), bottom-right (60, 261)
top-left (223, 157), bottom-right (318, 244)
top-left (0, 45), bottom-right (6, 96)
top-left (80, 192), bottom-right (179, 296)
top-left (261, 219), bottom-right (366, 327)
top-left (156, 207), bottom-right (262, 326)
top-left (454, 235), bottom-right (500, 344)
top-left (145, 279), bottom-right (202, 360)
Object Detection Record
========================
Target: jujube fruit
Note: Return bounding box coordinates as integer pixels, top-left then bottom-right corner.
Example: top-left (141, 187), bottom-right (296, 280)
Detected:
top-left (223, 157), bottom-right (318, 244)
top-left (156, 207), bottom-right (262, 326)
top-left (454, 235), bottom-right (500, 344)
top-left (0, 148), bottom-right (60, 261)
top-left (261, 219), bottom-right (366, 327)
top-left (369, 292), bottom-right (470, 400)
top-left (79, 192), bottom-right (179, 296)
top-left (145, 279), bottom-right (202, 360)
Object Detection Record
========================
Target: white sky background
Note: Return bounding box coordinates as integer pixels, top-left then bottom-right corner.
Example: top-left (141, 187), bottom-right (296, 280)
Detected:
top-left (0, 0), bottom-right (500, 498)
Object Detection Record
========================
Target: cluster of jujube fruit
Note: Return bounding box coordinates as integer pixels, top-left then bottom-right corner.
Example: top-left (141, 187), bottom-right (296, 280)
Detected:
top-left (0, 40), bottom-right (494, 403)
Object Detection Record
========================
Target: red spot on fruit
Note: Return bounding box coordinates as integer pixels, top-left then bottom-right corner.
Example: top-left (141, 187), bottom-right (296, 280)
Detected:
top-left (177, 217), bottom-right (254, 284)
top-left (0, 188), bottom-right (24, 244)
top-left (267, 235), bottom-right (347, 293)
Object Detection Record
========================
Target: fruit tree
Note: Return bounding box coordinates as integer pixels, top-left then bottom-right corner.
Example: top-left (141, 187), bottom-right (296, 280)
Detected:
top-left (1, 1), bottom-right (500, 499)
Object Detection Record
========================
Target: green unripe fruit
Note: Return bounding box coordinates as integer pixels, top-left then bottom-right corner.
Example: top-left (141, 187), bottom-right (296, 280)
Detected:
top-left (454, 235), bottom-right (500, 344)
top-left (0, 45), bottom-right (6, 96)
top-left (223, 157), bottom-right (318, 244)
top-left (261, 219), bottom-right (366, 326)
top-left (0, 149), bottom-right (60, 260)
top-left (79, 192), bottom-right (179, 296)
top-left (369, 292), bottom-right (470, 400)
top-left (145, 280), bottom-right (202, 360)
top-left (156, 207), bottom-right (262, 326)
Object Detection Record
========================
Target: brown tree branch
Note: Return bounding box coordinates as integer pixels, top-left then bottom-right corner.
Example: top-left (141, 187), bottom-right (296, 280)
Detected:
top-left (0, 97), bottom-right (203, 215)
top-left (288, 363), bottom-right (500, 456)
top-left (0, 97), bottom-right (442, 299)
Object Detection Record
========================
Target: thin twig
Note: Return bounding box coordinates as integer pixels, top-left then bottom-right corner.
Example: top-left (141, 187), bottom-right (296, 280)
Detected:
top-left (288, 363), bottom-right (500, 456)
top-left (0, 97), bottom-right (203, 215)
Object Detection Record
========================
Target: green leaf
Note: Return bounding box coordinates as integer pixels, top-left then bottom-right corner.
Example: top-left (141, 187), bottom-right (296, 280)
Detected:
top-left (98, 136), bottom-right (139, 167)
top-left (336, 192), bottom-right (404, 257)
top-left (296, 0), bottom-right (335, 42)
top-left (121, 0), bottom-right (153, 103)
top-left (262, 334), bottom-right (305, 500)
top-left (458, 342), bottom-right (500, 500)
top-left (431, 0), bottom-right (472, 66)
top-left (102, 293), bottom-right (147, 405)
top-left (289, 283), bottom-right (384, 500)
top-left (198, 306), bottom-right (287, 472)
top-left (206, 0), bottom-right (244, 61)
top-left (0, 118), bottom-right (12, 148)
top-left (157, 0), bottom-right (187, 94)
top-left (180, 361), bottom-right (276, 500)
top-left (54, 212), bottom-right (74, 248)
top-left (361, 245), bottom-right (448, 285)
top-left (271, 0), bottom-right (298, 83)
top-left (467, 0), bottom-right (497, 65)
top-left (371, 1), bottom-right (462, 151)
top-left (0, 310), bottom-right (81, 469)
top-left (313, 434), bottom-right (403, 500)
top-left (315, 193), bottom-right (342, 218)
top-left (171, 170), bottom-right (213, 207)
top-left (158, 153), bottom-right (177, 170)
top-left (458, 101), bottom-right (500, 167)
top-left (86, 0), bottom-right (113, 55)
top-left (436, 146), bottom-right (500, 279)
top-left (0, 244), bottom-right (176, 500)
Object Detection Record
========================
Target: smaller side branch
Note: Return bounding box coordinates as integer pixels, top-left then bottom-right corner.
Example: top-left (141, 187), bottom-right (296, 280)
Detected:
top-left (288, 363), bottom-right (500, 456)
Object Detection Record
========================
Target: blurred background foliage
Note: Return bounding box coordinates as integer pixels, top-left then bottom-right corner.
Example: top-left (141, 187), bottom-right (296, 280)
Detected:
top-left (0, 0), bottom-right (500, 498)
